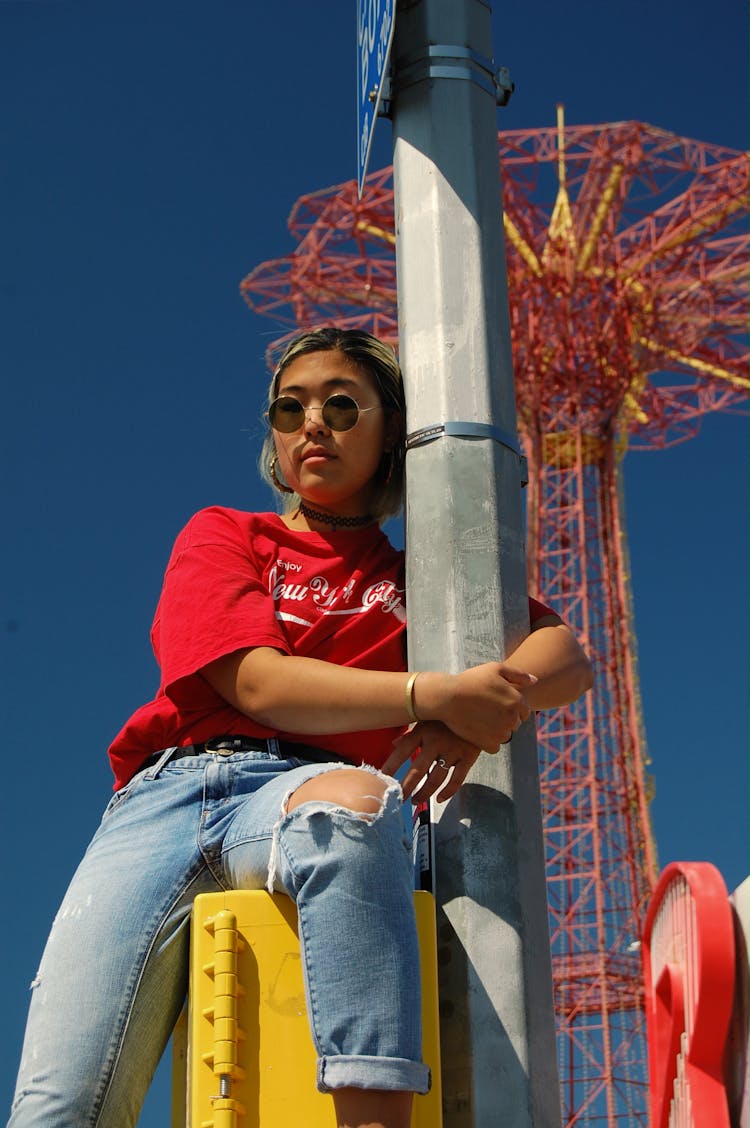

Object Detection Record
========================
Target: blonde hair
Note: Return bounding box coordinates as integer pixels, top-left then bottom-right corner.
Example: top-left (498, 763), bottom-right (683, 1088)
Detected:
top-left (259, 327), bottom-right (405, 522)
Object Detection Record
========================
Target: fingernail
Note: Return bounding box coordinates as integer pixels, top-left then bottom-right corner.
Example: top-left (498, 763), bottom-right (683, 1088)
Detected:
top-left (528, 674), bottom-right (538, 683)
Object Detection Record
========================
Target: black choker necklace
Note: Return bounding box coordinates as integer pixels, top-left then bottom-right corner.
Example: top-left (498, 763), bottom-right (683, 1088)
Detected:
top-left (298, 502), bottom-right (374, 530)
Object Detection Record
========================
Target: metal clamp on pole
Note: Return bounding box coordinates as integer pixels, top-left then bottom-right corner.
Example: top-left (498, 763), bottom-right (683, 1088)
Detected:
top-left (406, 421), bottom-right (528, 485)
top-left (376, 76), bottom-right (393, 117)
top-left (406, 420), bottom-right (519, 455)
top-left (393, 45), bottom-right (513, 105)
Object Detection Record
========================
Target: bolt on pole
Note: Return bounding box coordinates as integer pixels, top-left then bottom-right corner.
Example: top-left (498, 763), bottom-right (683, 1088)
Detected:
top-left (390, 1), bottom-right (561, 1124)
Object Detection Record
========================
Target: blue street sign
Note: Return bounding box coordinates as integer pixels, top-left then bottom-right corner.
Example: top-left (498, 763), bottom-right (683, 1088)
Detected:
top-left (357, 0), bottom-right (395, 197)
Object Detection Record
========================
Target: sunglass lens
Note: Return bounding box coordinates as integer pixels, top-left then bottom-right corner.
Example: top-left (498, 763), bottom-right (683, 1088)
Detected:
top-left (269, 396), bottom-right (304, 432)
top-left (323, 394), bottom-right (359, 431)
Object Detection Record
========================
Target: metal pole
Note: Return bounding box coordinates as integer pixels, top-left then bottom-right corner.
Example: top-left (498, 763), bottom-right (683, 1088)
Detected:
top-left (390, 2), bottom-right (561, 1124)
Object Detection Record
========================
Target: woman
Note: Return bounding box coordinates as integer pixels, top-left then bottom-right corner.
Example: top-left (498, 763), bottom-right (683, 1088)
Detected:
top-left (9, 327), bottom-right (592, 1128)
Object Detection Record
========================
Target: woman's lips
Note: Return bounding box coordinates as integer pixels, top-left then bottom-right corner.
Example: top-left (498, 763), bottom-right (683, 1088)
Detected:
top-left (300, 447), bottom-right (334, 464)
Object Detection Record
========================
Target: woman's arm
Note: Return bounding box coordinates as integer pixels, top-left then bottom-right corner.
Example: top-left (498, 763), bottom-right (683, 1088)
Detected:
top-left (201, 646), bottom-right (537, 753)
top-left (201, 616), bottom-right (592, 785)
top-left (383, 617), bottom-right (593, 802)
top-left (506, 617), bottom-right (594, 709)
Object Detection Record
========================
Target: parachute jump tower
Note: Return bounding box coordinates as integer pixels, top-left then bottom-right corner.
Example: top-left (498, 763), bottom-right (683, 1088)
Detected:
top-left (241, 117), bottom-right (749, 1125)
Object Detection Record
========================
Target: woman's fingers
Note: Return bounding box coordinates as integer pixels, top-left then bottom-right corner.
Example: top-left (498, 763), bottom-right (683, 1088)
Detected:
top-left (411, 747), bottom-right (479, 804)
top-left (381, 725), bottom-right (422, 778)
top-left (398, 741), bottom-right (443, 799)
top-left (385, 722), bottom-right (481, 801)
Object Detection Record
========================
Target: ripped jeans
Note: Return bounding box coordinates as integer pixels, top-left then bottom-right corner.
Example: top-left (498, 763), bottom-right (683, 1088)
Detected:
top-left (8, 748), bottom-right (428, 1127)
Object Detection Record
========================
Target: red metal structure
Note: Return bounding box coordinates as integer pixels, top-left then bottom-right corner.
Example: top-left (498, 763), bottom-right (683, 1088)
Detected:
top-left (240, 117), bottom-right (749, 1125)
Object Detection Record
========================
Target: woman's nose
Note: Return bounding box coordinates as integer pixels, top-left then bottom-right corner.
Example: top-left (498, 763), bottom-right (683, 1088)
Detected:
top-left (302, 406), bottom-right (329, 433)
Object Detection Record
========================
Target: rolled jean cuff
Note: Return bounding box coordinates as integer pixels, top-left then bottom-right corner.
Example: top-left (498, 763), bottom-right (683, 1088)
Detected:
top-left (317, 1054), bottom-right (431, 1094)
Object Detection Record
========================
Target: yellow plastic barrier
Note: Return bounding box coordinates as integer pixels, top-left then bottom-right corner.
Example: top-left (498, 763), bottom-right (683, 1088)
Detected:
top-left (173, 890), bottom-right (442, 1127)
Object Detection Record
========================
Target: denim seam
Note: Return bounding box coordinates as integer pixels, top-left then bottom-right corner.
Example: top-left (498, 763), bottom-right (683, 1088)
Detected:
top-left (91, 863), bottom-right (212, 1126)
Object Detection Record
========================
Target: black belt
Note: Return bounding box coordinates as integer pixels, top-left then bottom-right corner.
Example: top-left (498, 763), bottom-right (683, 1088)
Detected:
top-left (142, 736), bottom-right (350, 771)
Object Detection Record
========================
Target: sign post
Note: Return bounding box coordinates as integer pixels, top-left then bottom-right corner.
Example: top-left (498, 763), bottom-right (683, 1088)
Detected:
top-left (388, 1), bottom-right (562, 1124)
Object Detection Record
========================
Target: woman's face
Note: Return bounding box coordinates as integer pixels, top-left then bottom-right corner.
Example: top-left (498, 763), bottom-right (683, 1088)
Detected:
top-left (272, 349), bottom-right (395, 516)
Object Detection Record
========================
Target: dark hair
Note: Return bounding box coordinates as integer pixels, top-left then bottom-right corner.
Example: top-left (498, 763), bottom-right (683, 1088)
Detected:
top-left (259, 327), bottom-right (405, 521)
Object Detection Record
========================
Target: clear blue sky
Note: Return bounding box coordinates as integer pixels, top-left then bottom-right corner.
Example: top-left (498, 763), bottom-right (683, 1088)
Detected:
top-left (1, 2), bottom-right (747, 1123)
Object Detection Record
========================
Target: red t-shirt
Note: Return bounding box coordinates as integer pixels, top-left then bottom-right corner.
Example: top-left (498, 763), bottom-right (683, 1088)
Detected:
top-left (108, 507), bottom-right (554, 789)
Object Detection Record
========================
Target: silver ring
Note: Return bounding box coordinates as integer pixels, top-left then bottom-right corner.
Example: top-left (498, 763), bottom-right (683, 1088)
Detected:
top-left (436, 757), bottom-right (449, 769)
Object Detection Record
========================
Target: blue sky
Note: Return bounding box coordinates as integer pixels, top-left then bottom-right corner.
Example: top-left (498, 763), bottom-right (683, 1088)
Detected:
top-left (1, 1), bottom-right (747, 1122)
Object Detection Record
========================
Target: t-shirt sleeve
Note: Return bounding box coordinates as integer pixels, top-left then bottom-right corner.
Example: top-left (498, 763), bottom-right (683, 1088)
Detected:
top-left (529, 596), bottom-right (560, 625)
top-left (153, 508), bottom-right (288, 707)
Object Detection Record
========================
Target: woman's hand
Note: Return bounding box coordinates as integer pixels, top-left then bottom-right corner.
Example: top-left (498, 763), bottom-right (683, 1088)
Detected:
top-left (382, 722), bottom-right (482, 803)
top-left (414, 662), bottom-right (537, 752)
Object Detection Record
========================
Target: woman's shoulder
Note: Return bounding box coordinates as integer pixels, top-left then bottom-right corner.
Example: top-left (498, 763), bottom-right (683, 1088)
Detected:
top-left (177, 506), bottom-right (283, 544)
top-left (160, 508), bottom-right (285, 569)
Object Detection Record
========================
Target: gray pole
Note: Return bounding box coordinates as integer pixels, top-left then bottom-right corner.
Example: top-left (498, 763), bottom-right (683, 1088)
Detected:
top-left (390, 2), bottom-right (561, 1125)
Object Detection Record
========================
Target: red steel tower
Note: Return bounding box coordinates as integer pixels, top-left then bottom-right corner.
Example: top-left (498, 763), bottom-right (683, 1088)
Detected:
top-left (241, 117), bottom-right (749, 1125)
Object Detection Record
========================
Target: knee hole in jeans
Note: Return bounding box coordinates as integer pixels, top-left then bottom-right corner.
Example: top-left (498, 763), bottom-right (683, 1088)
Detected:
top-left (285, 767), bottom-right (389, 819)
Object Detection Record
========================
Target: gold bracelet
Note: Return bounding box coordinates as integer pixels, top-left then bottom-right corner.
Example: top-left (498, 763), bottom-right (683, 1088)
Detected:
top-left (405, 671), bottom-right (421, 725)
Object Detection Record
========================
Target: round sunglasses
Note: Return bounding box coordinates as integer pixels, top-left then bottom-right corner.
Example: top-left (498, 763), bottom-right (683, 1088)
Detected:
top-left (267, 393), bottom-right (381, 433)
